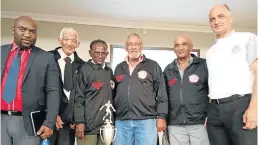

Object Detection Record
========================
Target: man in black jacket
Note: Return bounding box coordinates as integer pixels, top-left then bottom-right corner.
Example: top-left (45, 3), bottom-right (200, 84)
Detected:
top-left (49, 28), bottom-right (84, 145)
top-left (113, 33), bottom-right (168, 145)
top-left (163, 35), bottom-right (210, 145)
top-left (74, 39), bottom-right (114, 145)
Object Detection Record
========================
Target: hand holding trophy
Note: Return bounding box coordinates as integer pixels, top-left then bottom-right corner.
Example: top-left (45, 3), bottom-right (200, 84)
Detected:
top-left (99, 100), bottom-right (116, 145)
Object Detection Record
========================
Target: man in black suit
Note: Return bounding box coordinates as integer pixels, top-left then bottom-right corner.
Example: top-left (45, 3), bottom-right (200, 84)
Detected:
top-left (1, 16), bottom-right (60, 145)
top-left (49, 28), bottom-right (84, 145)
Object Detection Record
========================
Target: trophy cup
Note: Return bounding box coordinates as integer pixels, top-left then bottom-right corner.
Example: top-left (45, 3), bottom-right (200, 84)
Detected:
top-left (99, 100), bottom-right (116, 145)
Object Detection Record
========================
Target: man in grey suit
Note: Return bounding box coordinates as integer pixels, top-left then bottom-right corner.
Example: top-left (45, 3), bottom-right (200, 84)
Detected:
top-left (1, 16), bottom-right (60, 145)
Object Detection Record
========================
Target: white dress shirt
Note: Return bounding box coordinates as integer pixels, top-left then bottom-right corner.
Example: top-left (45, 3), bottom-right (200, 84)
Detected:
top-left (57, 49), bottom-right (74, 100)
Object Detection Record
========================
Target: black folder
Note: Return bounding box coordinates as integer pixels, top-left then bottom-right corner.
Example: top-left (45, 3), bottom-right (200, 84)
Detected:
top-left (30, 110), bottom-right (46, 136)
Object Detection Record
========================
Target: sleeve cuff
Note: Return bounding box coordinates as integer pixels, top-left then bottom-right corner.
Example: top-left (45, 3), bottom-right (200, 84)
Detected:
top-left (157, 114), bottom-right (167, 120)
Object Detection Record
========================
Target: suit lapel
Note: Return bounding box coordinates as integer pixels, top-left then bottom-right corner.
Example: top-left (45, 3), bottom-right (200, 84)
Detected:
top-left (23, 47), bottom-right (38, 83)
top-left (1, 45), bottom-right (12, 77)
top-left (56, 61), bottom-right (62, 80)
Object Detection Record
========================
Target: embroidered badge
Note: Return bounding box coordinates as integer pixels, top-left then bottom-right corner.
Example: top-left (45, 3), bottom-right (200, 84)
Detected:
top-left (232, 45), bottom-right (241, 53)
top-left (110, 80), bottom-right (115, 89)
top-left (138, 70), bottom-right (147, 79)
top-left (116, 74), bottom-right (124, 82)
top-left (168, 78), bottom-right (176, 86)
top-left (91, 81), bottom-right (103, 90)
top-left (189, 74), bottom-right (199, 83)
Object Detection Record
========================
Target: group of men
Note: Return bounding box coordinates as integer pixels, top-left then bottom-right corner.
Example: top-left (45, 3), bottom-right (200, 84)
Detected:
top-left (1, 4), bottom-right (257, 145)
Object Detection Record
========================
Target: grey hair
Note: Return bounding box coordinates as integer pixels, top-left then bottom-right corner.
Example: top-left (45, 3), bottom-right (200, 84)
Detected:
top-left (59, 28), bottom-right (80, 42)
top-left (126, 33), bottom-right (143, 44)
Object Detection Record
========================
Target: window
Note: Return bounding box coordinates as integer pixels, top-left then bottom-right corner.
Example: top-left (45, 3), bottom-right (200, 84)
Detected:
top-left (110, 45), bottom-right (200, 71)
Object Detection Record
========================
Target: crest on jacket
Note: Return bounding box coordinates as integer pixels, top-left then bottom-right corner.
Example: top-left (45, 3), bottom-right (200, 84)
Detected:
top-left (189, 74), bottom-right (199, 83)
top-left (138, 70), bottom-right (147, 79)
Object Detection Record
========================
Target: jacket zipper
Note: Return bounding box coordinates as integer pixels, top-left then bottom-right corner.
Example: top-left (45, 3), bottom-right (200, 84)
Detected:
top-left (180, 77), bottom-right (186, 124)
top-left (128, 77), bottom-right (132, 118)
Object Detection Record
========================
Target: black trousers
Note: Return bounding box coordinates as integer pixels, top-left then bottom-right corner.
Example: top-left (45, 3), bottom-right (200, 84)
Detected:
top-left (207, 94), bottom-right (257, 145)
top-left (50, 123), bottom-right (75, 145)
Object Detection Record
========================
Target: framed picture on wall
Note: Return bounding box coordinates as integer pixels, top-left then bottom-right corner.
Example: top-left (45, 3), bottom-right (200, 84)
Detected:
top-left (110, 45), bottom-right (200, 71)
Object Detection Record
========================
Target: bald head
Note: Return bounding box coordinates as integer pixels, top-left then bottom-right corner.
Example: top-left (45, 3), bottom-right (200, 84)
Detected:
top-left (174, 35), bottom-right (193, 60)
top-left (174, 35), bottom-right (193, 47)
top-left (13, 16), bottom-right (37, 49)
top-left (209, 4), bottom-right (231, 18)
top-left (209, 4), bottom-right (233, 38)
top-left (14, 16), bottom-right (37, 29)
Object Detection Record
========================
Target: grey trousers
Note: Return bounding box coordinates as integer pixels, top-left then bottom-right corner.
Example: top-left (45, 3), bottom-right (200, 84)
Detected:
top-left (168, 124), bottom-right (210, 145)
top-left (1, 114), bottom-right (41, 145)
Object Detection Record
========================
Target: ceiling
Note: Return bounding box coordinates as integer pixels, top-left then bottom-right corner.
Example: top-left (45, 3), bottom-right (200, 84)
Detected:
top-left (1, 0), bottom-right (257, 32)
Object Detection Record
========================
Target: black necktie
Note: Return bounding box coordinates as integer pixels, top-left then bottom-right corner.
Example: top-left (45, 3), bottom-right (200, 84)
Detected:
top-left (64, 57), bottom-right (73, 91)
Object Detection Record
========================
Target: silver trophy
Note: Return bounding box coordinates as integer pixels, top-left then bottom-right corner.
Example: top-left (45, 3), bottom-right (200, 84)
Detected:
top-left (99, 100), bottom-right (116, 145)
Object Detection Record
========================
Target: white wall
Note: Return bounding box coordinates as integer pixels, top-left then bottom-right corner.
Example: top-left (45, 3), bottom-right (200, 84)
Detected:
top-left (2, 18), bottom-right (217, 61)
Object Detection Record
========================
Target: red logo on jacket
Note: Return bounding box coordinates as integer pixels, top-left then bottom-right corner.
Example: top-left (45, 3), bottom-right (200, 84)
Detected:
top-left (116, 74), bottom-right (124, 82)
top-left (168, 78), bottom-right (176, 86)
top-left (91, 81), bottom-right (103, 90)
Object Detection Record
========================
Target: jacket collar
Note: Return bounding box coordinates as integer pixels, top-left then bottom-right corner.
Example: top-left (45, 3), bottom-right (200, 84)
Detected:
top-left (169, 54), bottom-right (199, 70)
top-left (87, 59), bottom-right (107, 70)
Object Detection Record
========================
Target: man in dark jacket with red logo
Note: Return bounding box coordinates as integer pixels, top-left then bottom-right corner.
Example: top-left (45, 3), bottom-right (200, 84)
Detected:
top-left (163, 35), bottom-right (210, 145)
top-left (74, 39), bottom-right (114, 145)
top-left (113, 33), bottom-right (168, 145)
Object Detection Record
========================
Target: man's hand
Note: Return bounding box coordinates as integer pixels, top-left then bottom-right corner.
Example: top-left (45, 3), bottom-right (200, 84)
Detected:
top-left (37, 126), bottom-right (53, 139)
top-left (157, 118), bottom-right (167, 132)
top-left (243, 107), bottom-right (257, 130)
top-left (76, 123), bottom-right (85, 140)
top-left (70, 124), bottom-right (75, 129)
top-left (56, 115), bottom-right (64, 129)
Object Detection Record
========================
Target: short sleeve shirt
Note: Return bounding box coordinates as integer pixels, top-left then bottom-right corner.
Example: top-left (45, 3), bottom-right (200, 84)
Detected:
top-left (206, 31), bottom-right (258, 99)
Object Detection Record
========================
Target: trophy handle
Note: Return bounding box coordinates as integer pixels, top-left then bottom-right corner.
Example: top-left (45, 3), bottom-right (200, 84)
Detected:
top-left (99, 128), bottom-right (105, 142)
top-left (112, 128), bottom-right (117, 142)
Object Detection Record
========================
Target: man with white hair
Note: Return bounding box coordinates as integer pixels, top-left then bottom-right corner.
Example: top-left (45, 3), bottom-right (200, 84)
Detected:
top-left (49, 28), bottom-right (84, 145)
top-left (206, 4), bottom-right (257, 145)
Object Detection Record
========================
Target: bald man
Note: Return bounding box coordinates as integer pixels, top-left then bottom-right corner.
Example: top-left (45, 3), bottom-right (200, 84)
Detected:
top-left (163, 35), bottom-right (210, 145)
top-left (1, 16), bottom-right (60, 145)
top-left (206, 4), bottom-right (257, 145)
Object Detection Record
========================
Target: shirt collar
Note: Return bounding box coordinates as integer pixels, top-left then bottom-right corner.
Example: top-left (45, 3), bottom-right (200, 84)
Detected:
top-left (57, 48), bottom-right (74, 62)
top-left (11, 41), bottom-right (32, 53)
top-left (175, 56), bottom-right (193, 67)
top-left (91, 60), bottom-right (106, 69)
top-left (11, 41), bottom-right (19, 51)
top-left (215, 30), bottom-right (235, 41)
top-left (125, 54), bottom-right (144, 66)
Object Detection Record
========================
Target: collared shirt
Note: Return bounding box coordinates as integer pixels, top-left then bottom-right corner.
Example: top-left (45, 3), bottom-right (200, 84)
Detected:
top-left (125, 54), bottom-right (144, 75)
top-left (57, 48), bottom-right (74, 100)
top-left (206, 30), bottom-right (258, 99)
top-left (175, 56), bottom-right (193, 78)
top-left (1, 42), bottom-right (32, 111)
